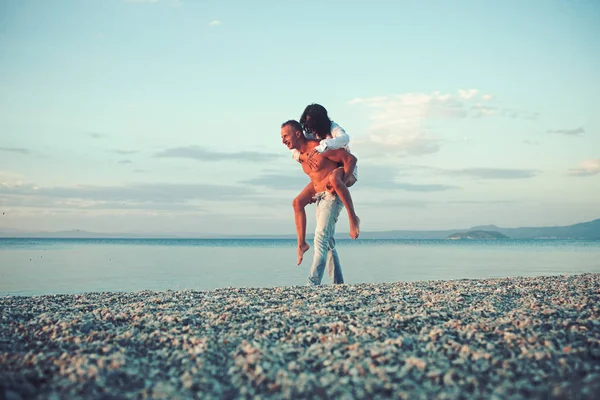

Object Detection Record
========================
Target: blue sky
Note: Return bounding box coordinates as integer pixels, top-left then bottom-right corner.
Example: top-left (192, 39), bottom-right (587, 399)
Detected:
top-left (0, 0), bottom-right (598, 235)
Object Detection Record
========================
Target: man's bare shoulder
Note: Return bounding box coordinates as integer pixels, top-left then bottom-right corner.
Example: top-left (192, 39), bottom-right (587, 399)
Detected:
top-left (306, 141), bottom-right (320, 151)
top-left (299, 141), bottom-right (320, 158)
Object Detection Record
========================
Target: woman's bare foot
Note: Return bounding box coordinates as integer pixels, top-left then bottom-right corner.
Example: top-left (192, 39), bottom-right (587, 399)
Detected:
top-left (297, 242), bottom-right (310, 265)
top-left (349, 216), bottom-right (360, 239)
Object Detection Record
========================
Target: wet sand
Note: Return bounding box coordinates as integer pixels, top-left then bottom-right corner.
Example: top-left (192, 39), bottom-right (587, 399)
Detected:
top-left (1, 274), bottom-right (599, 399)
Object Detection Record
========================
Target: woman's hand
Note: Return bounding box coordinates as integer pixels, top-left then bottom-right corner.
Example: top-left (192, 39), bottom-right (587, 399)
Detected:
top-left (306, 149), bottom-right (319, 170)
top-left (306, 148), bottom-right (319, 159)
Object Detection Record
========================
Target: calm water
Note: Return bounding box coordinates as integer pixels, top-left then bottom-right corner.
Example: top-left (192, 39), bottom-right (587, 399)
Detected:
top-left (1, 238), bottom-right (599, 296)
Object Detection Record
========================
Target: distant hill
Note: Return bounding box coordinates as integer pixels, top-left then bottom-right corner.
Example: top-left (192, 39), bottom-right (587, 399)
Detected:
top-left (1, 219), bottom-right (599, 240)
top-left (494, 219), bottom-right (600, 240)
top-left (0, 230), bottom-right (181, 239)
top-left (447, 230), bottom-right (510, 240)
top-left (355, 219), bottom-right (600, 240)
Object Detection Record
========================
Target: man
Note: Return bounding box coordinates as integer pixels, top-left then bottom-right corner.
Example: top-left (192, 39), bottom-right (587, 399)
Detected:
top-left (290, 103), bottom-right (360, 267)
top-left (281, 120), bottom-right (357, 285)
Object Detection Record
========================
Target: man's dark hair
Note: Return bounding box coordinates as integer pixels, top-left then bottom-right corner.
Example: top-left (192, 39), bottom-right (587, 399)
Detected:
top-left (281, 120), bottom-right (303, 133)
top-left (299, 103), bottom-right (332, 140)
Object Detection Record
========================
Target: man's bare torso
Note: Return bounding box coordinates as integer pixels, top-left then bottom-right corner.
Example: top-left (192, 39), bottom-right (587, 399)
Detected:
top-left (300, 142), bottom-right (338, 193)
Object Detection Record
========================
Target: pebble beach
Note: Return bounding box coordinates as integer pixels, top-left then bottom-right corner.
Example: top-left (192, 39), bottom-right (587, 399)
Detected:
top-left (1, 274), bottom-right (599, 399)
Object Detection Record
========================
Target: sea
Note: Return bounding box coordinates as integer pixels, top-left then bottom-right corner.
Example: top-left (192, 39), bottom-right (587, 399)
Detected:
top-left (1, 238), bottom-right (599, 297)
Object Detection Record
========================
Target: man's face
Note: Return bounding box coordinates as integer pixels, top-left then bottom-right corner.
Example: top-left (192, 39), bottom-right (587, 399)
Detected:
top-left (281, 125), bottom-right (298, 150)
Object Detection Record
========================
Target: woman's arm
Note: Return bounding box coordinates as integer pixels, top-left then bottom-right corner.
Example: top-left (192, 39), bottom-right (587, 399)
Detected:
top-left (314, 122), bottom-right (350, 153)
top-left (291, 149), bottom-right (301, 162)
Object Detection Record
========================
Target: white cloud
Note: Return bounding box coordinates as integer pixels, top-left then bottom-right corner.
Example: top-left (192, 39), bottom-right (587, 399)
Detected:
top-left (208, 20), bottom-right (221, 26)
top-left (471, 103), bottom-right (498, 118)
top-left (0, 170), bottom-right (24, 182)
top-left (0, 182), bottom-right (256, 203)
top-left (355, 128), bottom-right (440, 157)
top-left (470, 102), bottom-right (536, 120)
top-left (344, 88), bottom-right (539, 159)
top-left (349, 92), bottom-right (466, 126)
top-left (568, 159), bottom-right (600, 177)
top-left (349, 91), bottom-right (468, 156)
top-left (458, 89), bottom-right (478, 100)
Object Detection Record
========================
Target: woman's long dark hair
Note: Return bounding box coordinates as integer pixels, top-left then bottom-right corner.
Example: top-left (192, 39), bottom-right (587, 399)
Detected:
top-left (299, 104), bottom-right (332, 140)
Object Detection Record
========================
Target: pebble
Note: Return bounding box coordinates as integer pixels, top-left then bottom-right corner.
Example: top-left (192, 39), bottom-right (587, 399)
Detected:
top-left (1, 274), bottom-right (599, 399)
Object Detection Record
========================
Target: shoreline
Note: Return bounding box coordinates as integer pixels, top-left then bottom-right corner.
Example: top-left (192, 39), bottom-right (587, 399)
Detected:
top-left (2, 274), bottom-right (599, 399)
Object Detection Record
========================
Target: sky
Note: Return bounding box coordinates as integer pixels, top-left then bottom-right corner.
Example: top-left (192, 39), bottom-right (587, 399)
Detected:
top-left (0, 0), bottom-right (599, 235)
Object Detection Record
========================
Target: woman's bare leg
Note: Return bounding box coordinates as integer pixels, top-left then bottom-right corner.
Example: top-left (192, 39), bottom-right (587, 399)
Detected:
top-left (329, 168), bottom-right (360, 239)
top-left (293, 182), bottom-right (316, 265)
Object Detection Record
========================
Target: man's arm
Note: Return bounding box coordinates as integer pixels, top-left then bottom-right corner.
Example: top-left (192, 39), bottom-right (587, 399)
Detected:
top-left (322, 148), bottom-right (357, 184)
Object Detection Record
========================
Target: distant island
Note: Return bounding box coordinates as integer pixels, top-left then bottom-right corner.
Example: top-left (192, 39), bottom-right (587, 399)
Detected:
top-left (447, 230), bottom-right (510, 240)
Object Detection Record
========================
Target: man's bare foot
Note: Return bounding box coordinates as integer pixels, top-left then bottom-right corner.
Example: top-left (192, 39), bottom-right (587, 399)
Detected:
top-left (349, 216), bottom-right (360, 239)
top-left (297, 242), bottom-right (310, 265)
